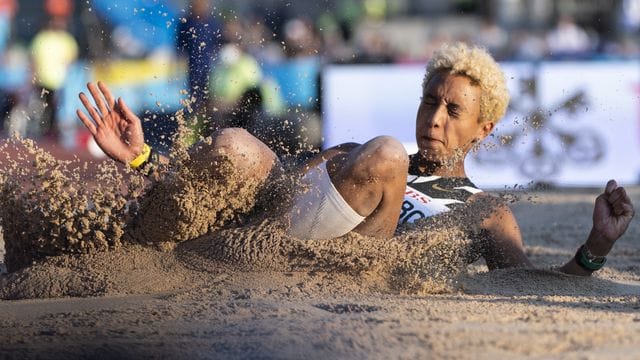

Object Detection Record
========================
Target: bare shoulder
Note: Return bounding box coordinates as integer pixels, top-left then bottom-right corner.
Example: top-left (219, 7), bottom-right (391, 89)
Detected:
top-left (467, 192), bottom-right (518, 227)
top-left (467, 191), bottom-right (508, 212)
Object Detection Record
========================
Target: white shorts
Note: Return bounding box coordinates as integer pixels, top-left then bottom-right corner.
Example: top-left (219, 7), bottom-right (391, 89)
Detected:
top-left (287, 162), bottom-right (364, 240)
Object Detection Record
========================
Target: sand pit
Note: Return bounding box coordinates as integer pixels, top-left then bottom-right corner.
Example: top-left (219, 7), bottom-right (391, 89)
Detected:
top-left (1, 138), bottom-right (640, 359)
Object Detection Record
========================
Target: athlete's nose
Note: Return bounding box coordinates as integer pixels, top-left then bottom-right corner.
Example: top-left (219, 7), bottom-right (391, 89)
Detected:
top-left (427, 102), bottom-right (447, 128)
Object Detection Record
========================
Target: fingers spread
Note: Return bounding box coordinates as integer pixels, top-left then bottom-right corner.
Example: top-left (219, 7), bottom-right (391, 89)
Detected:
top-left (87, 82), bottom-right (109, 117)
top-left (98, 81), bottom-right (116, 108)
top-left (117, 97), bottom-right (139, 126)
top-left (76, 109), bottom-right (96, 135)
top-left (79, 92), bottom-right (104, 128)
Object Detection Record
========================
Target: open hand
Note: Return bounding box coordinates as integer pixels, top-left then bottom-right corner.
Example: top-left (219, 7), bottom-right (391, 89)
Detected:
top-left (77, 82), bottom-right (145, 164)
top-left (589, 179), bottom-right (635, 253)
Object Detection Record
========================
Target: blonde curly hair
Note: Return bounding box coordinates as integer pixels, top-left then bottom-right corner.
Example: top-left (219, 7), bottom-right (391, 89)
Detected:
top-left (423, 42), bottom-right (510, 124)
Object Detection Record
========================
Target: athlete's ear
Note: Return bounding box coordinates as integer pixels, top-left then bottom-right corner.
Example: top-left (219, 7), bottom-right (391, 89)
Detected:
top-left (476, 121), bottom-right (495, 140)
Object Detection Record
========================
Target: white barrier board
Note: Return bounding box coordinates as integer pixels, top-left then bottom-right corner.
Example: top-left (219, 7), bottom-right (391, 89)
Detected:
top-left (322, 62), bottom-right (640, 188)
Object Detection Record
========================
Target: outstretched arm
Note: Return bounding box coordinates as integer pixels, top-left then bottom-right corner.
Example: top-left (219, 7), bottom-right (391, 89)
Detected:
top-left (559, 179), bottom-right (635, 275)
top-left (77, 81), bottom-right (146, 164)
top-left (480, 179), bottom-right (634, 276)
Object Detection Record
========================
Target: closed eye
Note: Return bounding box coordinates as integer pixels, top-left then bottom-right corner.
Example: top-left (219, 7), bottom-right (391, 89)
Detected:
top-left (447, 104), bottom-right (460, 118)
top-left (422, 94), bottom-right (438, 106)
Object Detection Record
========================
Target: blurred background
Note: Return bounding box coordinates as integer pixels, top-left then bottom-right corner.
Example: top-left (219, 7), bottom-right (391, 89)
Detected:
top-left (0, 0), bottom-right (639, 188)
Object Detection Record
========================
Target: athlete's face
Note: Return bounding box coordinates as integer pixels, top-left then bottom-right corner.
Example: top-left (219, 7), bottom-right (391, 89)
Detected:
top-left (415, 72), bottom-right (494, 164)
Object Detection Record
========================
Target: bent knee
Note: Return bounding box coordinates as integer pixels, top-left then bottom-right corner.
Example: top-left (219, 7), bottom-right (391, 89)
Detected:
top-left (190, 127), bottom-right (250, 153)
top-left (191, 127), bottom-right (277, 176)
top-left (211, 127), bottom-right (256, 150)
top-left (363, 136), bottom-right (408, 173)
top-left (364, 136), bottom-right (409, 168)
top-left (204, 128), bottom-right (265, 158)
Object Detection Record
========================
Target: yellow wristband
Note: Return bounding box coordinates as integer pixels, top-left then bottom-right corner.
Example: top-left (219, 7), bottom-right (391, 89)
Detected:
top-left (129, 143), bottom-right (151, 169)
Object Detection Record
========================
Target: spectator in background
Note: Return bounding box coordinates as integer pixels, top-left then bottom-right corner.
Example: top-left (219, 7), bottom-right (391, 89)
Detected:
top-left (335, 0), bottom-right (363, 44)
top-left (29, 0), bottom-right (78, 139)
top-left (282, 18), bottom-right (321, 59)
top-left (546, 16), bottom-right (593, 58)
top-left (316, 12), bottom-right (353, 63)
top-left (474, 17), bottom-right (509, 60)
top-left (210, 42), bottom-right (265, 126)
top-left (354, 30), bottom-right (394, 64)
top-left (509, 30), bottom-right (547, 61)
top-left (620, 0), bottom-right (640, 32)
top-left (177, 0), bottom-right (223, 109)
top-left (0, 0), bottom-right (17, 129)
top-left (0, 0), bottom-right (15, 53)
top-left (241, 17), bottom-right (284, 65)
top-left (209, 40), bottom-right (284, 128)
top-left (209, 17), bottom-right (320, 157)
top-left (363, 0), bottom-right (388, 21)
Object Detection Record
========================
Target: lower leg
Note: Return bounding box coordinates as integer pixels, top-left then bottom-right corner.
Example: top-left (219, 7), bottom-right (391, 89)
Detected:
top-left (128, 128), bottom-right (279, 244)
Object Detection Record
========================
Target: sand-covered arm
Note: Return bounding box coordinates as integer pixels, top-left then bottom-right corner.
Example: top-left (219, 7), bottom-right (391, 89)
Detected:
top-left (477, 198), bottom-right (533, 270)
top-left (559, 180), bottom-right (635, 275)
top-left (479, 180), bottom-right (634, 276)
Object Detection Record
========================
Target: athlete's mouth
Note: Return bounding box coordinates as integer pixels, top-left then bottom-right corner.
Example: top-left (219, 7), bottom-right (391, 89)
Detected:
top-left (422, 136), bottom-right (444, 145)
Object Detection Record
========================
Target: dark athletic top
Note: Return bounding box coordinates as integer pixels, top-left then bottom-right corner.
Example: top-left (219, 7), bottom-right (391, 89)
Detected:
top-left (398, 171), bottom-right (482, 225)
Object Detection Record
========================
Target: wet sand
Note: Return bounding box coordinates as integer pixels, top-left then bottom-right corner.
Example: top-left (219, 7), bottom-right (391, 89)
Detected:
top-left (1, 138), bottom-right (639, 359)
